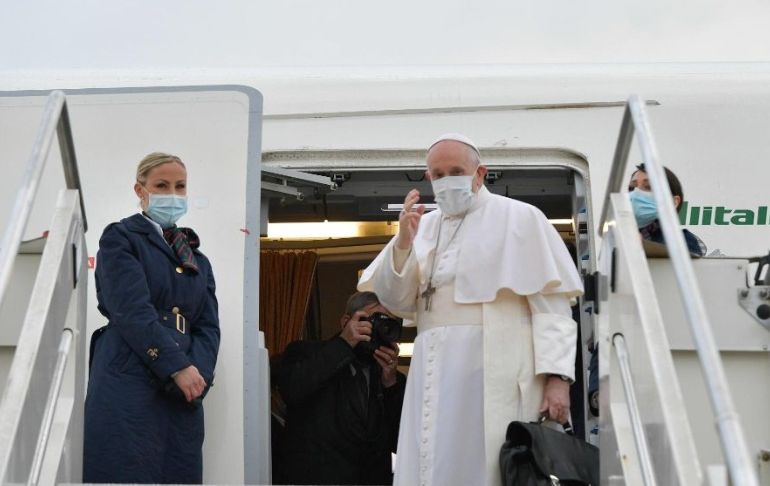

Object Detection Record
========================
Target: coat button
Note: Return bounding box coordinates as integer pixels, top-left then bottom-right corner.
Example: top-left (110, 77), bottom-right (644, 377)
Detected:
top-left (175, 266), bottom-right (184, 274)
top-left (172, 306), bottom-right (180, 314)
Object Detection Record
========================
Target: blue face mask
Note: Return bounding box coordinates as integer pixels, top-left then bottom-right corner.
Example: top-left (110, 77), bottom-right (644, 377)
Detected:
top-left (145, 193), bottom-right (188, 228)
top-left (628, 188), bottom-right (658, 228)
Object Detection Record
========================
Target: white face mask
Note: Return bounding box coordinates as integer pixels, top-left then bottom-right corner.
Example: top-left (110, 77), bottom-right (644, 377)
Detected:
top-left (145, 192), bottom-right (188, 228)
top-left (431, 175), bottom-right (475, 216)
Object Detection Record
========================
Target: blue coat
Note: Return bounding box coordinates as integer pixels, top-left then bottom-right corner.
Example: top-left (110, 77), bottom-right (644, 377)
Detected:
top-left (83, 214), bottom-right (220, 484)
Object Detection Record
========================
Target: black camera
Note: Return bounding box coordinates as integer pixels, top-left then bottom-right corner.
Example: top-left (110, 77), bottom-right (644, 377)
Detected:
top-left (357, 312), bottom-right (403, 357)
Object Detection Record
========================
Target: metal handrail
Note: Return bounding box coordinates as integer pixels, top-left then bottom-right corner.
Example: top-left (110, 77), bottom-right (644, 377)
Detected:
top-left (26, 329), bottom-right (73, 486)
top-left (613, 333), bottom-right (658, 486)
top-left (598, 105), bottom-right (634, 234)
top-left (599, 95), bottom-right (758, 486)
top-left (0, 90), bottom-right (87, 312)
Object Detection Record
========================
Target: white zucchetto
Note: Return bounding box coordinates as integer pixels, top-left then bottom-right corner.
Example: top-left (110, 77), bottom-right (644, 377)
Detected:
top-left (428, 133), bottom-right (480, 157)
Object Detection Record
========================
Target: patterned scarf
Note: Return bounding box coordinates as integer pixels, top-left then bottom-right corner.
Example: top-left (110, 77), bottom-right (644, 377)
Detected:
top-left (639, 219), bottom-right (661, 241)
top-left (163, 226), bottom-right (200, 273)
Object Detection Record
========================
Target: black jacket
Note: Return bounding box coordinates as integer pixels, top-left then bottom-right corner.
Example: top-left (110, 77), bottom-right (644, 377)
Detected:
top-left (273, 336), bottom-right (406, 485)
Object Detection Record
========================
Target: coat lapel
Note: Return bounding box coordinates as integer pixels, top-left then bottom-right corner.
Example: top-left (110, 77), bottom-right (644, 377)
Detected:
top-left (122, 213), bottom-right (179, 264)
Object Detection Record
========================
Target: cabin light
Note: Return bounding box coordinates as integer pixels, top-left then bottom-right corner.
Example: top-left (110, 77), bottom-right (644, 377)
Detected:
top-left (267, 221), bottom-right (364, 239)
top-left (383, 203), bottom-right (439, 212)
top-left (267, 217), bottom-right (571, 240)
top-left (266, 221), bottom-right (399, 239)
top-left (397, 342), bottom-right (414, 358)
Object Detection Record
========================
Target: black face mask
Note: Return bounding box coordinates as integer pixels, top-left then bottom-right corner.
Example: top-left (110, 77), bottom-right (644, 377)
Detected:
top-left (355, 312), bottom-right (403, 360)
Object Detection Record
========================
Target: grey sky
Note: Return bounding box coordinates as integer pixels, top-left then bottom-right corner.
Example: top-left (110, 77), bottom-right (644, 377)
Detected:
top-left (1, 0), bottom-right (769, 70)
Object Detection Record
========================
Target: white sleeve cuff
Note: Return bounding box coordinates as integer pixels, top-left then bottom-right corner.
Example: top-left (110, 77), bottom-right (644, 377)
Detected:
top-left (392, 245), bottom-right (412, 275)
top-left (532, 312), bottom-right (577, 380)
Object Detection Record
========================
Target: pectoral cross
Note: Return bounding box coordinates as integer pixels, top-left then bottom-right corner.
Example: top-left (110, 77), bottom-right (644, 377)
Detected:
top-left (419, 215), bottom-right (466, 314)
top-left (421, 285), bottom-right (436, 311)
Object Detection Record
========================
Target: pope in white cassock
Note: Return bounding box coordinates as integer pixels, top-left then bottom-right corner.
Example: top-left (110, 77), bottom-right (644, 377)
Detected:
top-left (357, 133), bottom-right (583, 486)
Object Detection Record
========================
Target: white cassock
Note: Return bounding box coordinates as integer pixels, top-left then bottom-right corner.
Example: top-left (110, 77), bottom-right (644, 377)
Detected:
top-left (358, 186), bottom-right (583, 486)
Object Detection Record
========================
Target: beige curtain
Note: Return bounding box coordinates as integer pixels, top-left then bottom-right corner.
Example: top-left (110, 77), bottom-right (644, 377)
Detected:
top-left (259, 250), bottom-right (319, 357)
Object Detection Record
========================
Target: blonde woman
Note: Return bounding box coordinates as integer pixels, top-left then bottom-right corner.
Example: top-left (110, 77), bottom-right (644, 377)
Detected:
top-left (84, 153), bottom-right (220, 483)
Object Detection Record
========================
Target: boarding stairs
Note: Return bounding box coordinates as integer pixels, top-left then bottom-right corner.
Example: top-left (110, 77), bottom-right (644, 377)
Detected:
top-left (0, 91), bottom-right (88, 485)
top-left (594, 96), bottom-right (768, 485)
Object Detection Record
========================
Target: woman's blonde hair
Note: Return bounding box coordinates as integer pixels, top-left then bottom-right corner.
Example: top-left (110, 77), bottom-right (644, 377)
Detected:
top-left (136, 152), bottom-right (186, 184)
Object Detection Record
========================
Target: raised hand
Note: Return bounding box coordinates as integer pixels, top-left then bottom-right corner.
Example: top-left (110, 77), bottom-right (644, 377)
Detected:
top-left (396, 189), bottom-right (425, 250)
top-left (340, 311), bottom-right (373, 348)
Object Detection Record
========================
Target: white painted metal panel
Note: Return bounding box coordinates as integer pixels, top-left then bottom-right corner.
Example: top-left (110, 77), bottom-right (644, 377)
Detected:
top-left (672, 351), bottom-right (770, 484)
top-left (651, 258), bottom-right (770, 351)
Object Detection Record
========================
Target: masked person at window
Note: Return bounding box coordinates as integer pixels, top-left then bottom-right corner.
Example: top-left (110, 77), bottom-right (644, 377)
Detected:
top-left (358, 134), bottom-right (582, 486)
top-left (273, 291), bottom-right (406, 485)
top-left (586, 164), bottom-right (709, 421)
top-left (628, 163), bottom-right (707, 257)
top-left (84, 152), bottom-right (220, 484)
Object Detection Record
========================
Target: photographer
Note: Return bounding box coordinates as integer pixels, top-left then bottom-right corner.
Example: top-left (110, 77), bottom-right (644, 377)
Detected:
top-left (273, 292), bottom-right (406, 485)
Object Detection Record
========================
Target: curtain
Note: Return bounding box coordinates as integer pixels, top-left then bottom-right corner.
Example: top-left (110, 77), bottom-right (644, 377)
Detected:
top-left (259, 250), bottom-right (319, 357)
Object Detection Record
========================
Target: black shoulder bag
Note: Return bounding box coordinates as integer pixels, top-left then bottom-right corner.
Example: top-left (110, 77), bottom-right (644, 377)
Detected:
top-left (500, 419), bottom-right (600, 486)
